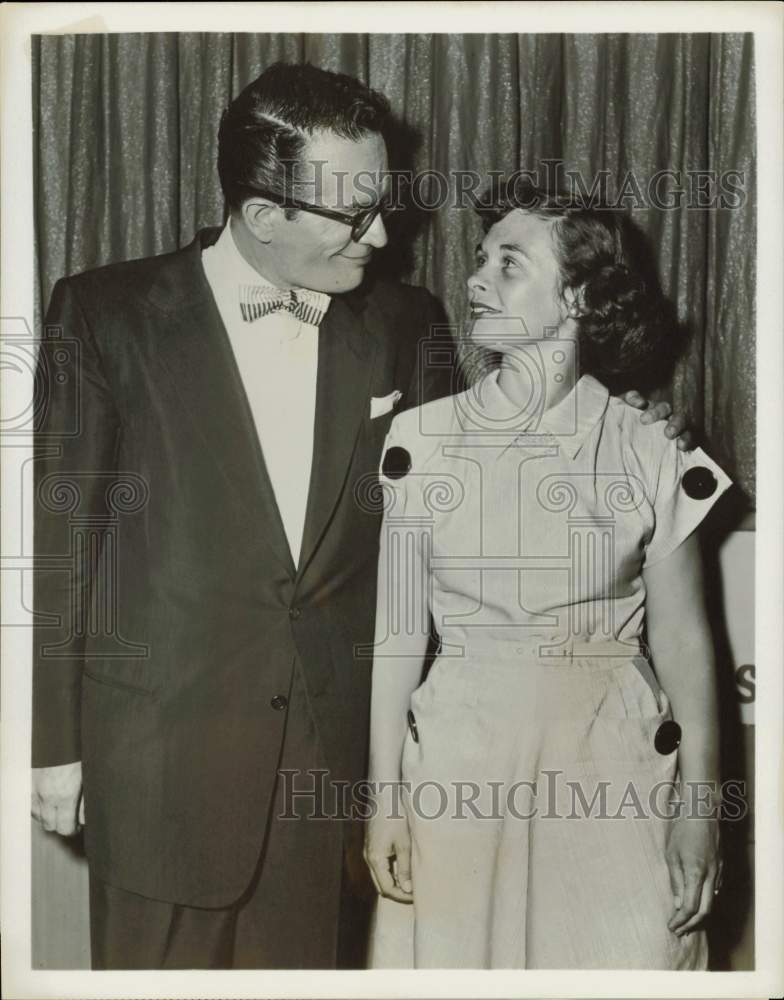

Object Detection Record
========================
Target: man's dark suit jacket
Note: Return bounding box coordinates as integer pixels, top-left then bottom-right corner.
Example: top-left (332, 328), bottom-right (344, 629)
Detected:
top-left (32, 227), bottom-right (454, 908)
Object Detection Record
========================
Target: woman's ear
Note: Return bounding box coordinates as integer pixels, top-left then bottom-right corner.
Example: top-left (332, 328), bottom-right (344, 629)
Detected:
top-left (240, 198), bottom-right (282, 244)
top-left (562, 285), bottom-right (585, 319)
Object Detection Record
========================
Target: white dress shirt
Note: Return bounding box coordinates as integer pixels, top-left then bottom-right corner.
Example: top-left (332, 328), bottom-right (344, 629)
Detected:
top-left (201, 222), bottom-right (329, 567)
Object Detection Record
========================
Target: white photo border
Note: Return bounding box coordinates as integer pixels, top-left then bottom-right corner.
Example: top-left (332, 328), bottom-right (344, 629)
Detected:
top-left (2, 3), bottom-right (782, 998)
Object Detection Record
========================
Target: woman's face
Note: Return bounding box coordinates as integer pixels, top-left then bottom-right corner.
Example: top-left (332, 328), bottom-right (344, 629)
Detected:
top-left (466, 210), bottom-right (574, 349)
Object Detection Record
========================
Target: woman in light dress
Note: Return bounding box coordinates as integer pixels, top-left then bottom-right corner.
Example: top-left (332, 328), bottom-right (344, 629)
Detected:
top-left (364, 180), bottom-right (730, 969)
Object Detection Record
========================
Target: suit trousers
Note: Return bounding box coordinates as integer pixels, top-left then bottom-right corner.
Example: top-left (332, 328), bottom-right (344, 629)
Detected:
top-left (89, 658), bottom-right (347, 969)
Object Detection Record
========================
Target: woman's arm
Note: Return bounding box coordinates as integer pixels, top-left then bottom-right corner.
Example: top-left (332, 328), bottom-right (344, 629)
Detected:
top-left (643, 532), bottom-right (722, 935)
top-left (644, 532), bottom-right (720, 787)
top-left (364, 490), bottom-right (431, 902)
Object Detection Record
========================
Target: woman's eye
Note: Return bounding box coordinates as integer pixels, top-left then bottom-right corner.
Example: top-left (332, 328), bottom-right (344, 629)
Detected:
top-left (502, 256), bottom-right (519, 269)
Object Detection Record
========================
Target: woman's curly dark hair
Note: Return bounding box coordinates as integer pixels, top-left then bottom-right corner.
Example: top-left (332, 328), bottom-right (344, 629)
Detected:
top-left (475, 177), bottom-right (683, 393)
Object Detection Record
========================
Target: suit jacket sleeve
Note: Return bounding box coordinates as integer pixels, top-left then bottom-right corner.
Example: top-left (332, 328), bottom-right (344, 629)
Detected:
top-left (32, 277), bottom-right (122, 767)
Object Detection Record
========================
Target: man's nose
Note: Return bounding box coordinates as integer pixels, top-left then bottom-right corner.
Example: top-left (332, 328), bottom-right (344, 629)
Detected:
top-left (358, 212), bottom-right (388, 249)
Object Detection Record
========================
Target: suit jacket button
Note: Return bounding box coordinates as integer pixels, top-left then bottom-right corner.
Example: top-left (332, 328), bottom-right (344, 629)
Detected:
top-left (288, 607), bottom-right (301, 620)
top-left (270, 694), bottom-right (288, 711)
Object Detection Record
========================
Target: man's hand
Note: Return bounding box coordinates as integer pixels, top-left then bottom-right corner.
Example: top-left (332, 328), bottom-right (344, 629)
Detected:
top-left (32, 761), bottom-right (84, 836)
top-left (622, 390), bottom-right (695, 451)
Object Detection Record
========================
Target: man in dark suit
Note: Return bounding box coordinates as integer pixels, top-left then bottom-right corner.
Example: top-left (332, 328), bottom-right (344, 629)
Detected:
top-left (30, 62), bottom-right (686, 969)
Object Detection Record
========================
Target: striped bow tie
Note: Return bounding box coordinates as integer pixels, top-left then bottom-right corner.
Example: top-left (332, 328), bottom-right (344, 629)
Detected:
top-left (239, 285), bottom-right (330, 327)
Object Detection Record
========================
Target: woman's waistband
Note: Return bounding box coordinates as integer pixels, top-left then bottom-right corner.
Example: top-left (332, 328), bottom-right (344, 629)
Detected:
top-left (438, 633), bottom-right (648, 663)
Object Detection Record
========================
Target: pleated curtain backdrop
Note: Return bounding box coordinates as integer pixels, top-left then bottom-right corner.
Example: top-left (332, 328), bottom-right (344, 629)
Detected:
top-left (32, 33), bottom-right (756, 505)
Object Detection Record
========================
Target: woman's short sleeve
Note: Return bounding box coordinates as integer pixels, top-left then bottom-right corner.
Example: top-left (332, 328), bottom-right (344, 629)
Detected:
top-left (378, 413), bottom-right (414, 518)
top-left (642, 439), bottom-right (733, 569)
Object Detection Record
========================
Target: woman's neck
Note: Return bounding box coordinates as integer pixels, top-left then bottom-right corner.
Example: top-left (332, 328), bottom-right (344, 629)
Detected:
top-left (496, 344), bottom-right (580, 415)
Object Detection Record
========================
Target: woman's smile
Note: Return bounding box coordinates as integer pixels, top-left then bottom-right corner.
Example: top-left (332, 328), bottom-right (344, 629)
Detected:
top-left (469, 299), bottom-right (502, 319)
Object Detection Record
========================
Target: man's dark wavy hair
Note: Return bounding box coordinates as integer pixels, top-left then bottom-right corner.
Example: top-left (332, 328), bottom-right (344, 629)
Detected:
top-left (218, 62), bottom-right (391, 212)
top-left (475, 177), bottom-right (683, 392)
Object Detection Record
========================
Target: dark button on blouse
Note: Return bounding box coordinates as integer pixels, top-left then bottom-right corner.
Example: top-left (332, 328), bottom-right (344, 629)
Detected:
top-left (681, 466), bottom-right (718, 500)
top-left (383, 446), bottom-right (412, 480)
top-left (654, 719), bottom-right (682, 755)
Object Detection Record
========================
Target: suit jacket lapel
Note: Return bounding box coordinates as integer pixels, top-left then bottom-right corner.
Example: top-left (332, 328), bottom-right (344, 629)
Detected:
top-left (149, 230), bottom-right (297, 579)
top-left (297, 292), bottom-right (379, 581)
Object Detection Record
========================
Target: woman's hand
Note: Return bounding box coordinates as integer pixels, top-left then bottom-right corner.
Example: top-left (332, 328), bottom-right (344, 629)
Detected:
top-left (364, 803), bottom-right (414, 904)
top-left (665, 815), bottom-right (722, 936)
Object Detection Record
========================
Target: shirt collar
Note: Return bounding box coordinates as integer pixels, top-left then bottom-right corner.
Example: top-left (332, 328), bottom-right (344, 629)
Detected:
top-left (207, 220), bottom-right (276, 290)
top-left (206, 220), bottom-right (332, 314)
top-left (478, 367), bottom-right (610, 460)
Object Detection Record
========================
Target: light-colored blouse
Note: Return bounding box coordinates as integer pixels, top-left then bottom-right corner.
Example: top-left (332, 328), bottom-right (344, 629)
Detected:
top-left (375, 368), bottom-right (732, 660)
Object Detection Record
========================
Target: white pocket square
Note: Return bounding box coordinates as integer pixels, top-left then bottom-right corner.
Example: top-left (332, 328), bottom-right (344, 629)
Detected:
top-left (370, 390), bottom-right (402, 419)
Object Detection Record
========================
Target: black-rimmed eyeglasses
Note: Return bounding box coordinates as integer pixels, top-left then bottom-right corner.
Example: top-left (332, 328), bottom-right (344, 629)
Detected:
top-left (255, 188), bottom-right (397, 242)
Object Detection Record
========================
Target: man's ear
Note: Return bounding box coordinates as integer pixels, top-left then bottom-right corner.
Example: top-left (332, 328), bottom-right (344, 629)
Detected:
top-left (240, 198), bottom-right (283, 244)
